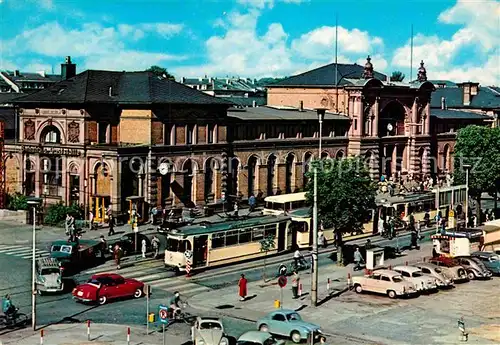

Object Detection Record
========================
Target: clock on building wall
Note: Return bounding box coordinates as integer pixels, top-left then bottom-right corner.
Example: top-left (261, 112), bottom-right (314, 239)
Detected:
top-left (387, 123), bottom-right (394, 132)
top-left (158, 163), bottom-right (169, 175)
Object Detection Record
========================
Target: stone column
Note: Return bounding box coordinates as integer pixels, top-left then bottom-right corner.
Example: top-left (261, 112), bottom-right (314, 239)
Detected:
top-left (373, 97), bottom-right (379, 137)
top-left (424, 102), bottom-right (431, 135)
top-left (422, 147), bottom-right (430, 175)
top-left (392, 144), bottom-right (398, 176)
top-left (411, 98), bottom-right (418, 136)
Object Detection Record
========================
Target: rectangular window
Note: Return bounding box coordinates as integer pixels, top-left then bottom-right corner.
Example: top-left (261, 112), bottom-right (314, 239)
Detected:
top-left (164, 124), bottom-right (174, 145)
top-left (239, 229), bottom-right (252, 244)
top-left (186, 125), bottom-right (193, 145)
top-left (211, 232), bottom-right (225, 248)
top-left (225, 230), bottom-right (238, 246)
top-left (252, 228), bottom-right (264, 241)
top-left (264, 225), bottom-right (276, 238)
top-left (354, 119), bottom-right (358, 130)
top-left (98, 123), bottom-right (109, 144)
top-left (207, 125), bottom-right (214, 143)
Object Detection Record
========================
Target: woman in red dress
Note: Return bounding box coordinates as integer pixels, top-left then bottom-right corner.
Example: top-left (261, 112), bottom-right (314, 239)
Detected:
top-left (238, 274), bottom-right (247, 301)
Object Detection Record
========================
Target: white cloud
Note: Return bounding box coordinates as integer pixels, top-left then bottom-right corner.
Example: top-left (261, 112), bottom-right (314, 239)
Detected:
top-left (1, 21), bottom-right (186, 72)
top-left (237, 0), bottom-right (307, 9)
top-left (391, 0), bottom-right (500, 85)
top-left (356, 54), bottom-right (388, 72)
top-left (174, 9), bottom-right (388, 79)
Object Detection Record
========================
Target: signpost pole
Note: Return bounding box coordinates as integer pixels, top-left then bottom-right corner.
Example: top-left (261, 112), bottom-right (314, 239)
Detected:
top-left (280, 286), bottom-right (283, 309)
top-left (162, 324), bottom-right (166, 345)
top-left (146, 285), bottom-right (149, 335)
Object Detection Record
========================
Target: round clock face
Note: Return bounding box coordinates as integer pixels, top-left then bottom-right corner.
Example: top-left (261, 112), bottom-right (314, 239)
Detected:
top-left (158, 163), bottom-right (169, 175)
top-left (387, 123), bottom-right (394, 131)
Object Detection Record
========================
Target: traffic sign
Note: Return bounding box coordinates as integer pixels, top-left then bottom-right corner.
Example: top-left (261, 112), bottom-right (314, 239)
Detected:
top-left (184, 250), bottom-right (193, 260)
top-left (278, 275), bottom-right (287, 288)
top-left (158, 305), bottom-right (169, 324)
top-left (278, 264), bottom-right (287, 276)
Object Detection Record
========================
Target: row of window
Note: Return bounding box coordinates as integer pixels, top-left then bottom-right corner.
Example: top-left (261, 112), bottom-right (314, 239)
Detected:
top-left (233, 125), bottom-right (348, 141)
top-left (164, 124), bottom-right (217, 145)
top-left (211, 224), bottom-right (278, 249)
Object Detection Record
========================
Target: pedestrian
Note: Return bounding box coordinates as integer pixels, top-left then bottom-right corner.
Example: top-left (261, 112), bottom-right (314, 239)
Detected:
top-left (108, 214), bottom-right (115, 236)
top-left (141, 238), bottom-right (147, 258)
top-left (99, 235), bottom-right (107, 258)
top-left (234, 202), bottom-right (239, 217)
top-left (114, 244), bottom-right (122, 269)
top-left (238, 274), bottom-right (247, 301)
top-left (365, 239), bottom-right (372, 250)
top-left (152, 235), bottom-right (160, 259)
top-left (248, 194), bottom-right (256, 212)
top-left (65, 213), bottom-right (71, 236)
top-left (353, 247), bottom-right (364, 271)
top-left (68, 214), bottom-right (75, 241)
top-left (89, 210), bottom-right (94, 231)
top-left (291, 271), bottom-right (300, 299)
top-left (415, 220), bottom-right (421, 240)
top-left (472, 215), bottom-right (477, 228)
top-left (150, 206), bottom-right (157, 224)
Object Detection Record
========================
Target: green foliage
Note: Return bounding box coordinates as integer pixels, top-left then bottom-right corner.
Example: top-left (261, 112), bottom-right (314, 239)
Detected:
top-left (390, 71), bottom-right (405, 82)
top-left (259, 234), bottom-right (276, 253)
top-left (6, 193), bottom-right (28, 210)
top-left (146, 65), bottom-right (175, 80)
top-left (305, 157), bottom-right (377, 234)
top-left (44, 202), bottom-right (84, 226)
top-left (453, 125), bottom-right (500, 198)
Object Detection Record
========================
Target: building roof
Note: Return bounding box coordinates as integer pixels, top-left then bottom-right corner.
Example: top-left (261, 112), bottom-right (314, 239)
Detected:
top-left (218, 95), bottom-right (266, 107)
top-left (228, 105), bottom-right (349, 121)
top-left (269, 62), bottom-right (387, 87)
top-left (182, 77), bottom-right (265, 93)
top-left (431, 108), bottom-right (492, 120)
top-left (431, 87), bottom-right (500, 109)
top-left (0, 93), bottom-right (21, 104)
top-left (1, 71), bottom-right (61, 83)
top-left (13, 70), bottom-right (233, 106)
top-left (428, 80), bottom-right (458, 87)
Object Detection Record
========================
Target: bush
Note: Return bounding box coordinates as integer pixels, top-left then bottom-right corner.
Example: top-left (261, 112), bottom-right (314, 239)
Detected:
top-left (6, 193), bottom-right (28, 211)
top-left (44, 202), bottom-right (84, 226)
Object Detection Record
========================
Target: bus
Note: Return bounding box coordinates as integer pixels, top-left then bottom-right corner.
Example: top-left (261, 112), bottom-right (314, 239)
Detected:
top-left (262, 192), bottom-right (307, 215)
top-left (164, 215), bottom-right (291, 272)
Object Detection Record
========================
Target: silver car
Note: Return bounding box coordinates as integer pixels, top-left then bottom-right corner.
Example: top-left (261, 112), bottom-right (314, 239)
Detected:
top-left (415, 263), bottom-right (454, 288)
top-left (237, 331), bottom-right (285, 345)
top-left (455, 256), bottom-right (492, 280)
top-left (35, 258), bottom-right (64, 295)
top-left (191, 317), bottom-right (229, 345)
top-left (393, 266), bottom-right (438, 292)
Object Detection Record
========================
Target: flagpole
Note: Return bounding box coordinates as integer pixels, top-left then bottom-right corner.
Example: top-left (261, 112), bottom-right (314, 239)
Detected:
top-left (410, 24), bottom-right (414, 82)
top-left (334, 14), bottom-right (339, 113)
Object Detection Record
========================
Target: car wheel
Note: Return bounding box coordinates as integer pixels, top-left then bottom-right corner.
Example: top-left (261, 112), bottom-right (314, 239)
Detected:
top-left (98, 296), bottom-right (107, 305)
top-left (134, 288), bottom-right (143, 298)
top-left (355, 284), bottom-right (363, 294)
top-left (467, 271), bottom-right (476, 280)
top-left (291, 331), bottom-right (302, 344)
top-left (387, 290), bottom-right (396, 299)
top-left (259, 324), bottom-right (269, 332)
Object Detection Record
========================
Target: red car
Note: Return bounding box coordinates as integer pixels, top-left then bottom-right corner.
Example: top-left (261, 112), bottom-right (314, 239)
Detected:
top-left (72, 273), bottom-right (144, 305)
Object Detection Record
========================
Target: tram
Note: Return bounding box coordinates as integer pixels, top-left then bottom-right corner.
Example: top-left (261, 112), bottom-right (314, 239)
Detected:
top-left (164, 215), bottom-right (291, 272)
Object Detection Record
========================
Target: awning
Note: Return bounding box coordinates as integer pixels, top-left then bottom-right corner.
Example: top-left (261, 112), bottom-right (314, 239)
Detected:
top-left (483, 219), bottom-right (500, 245)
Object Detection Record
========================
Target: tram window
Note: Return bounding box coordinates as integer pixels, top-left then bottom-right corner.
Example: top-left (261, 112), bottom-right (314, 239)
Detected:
top-left (166, 238), bottom-right (191, 252)
top-left (212, 233), bottom-right (225, 248)
top-left (239, 229), bottom-right (252, 244)
top-left (225, 230), bottom-right (238, 246)
top-left (264, 225), bottom-right (276, 237)
top-left (252, 228), bottom-right (264, 241)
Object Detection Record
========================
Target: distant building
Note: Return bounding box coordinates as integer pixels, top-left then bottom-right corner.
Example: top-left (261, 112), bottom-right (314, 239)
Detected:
top-left (181, 76), bottom-right (266, 107)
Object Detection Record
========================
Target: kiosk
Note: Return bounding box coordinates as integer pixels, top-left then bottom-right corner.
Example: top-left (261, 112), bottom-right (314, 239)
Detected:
top-left (126, 196), bottom-right (146, 224)
top-left (366, 247), bottom-right (385, 270)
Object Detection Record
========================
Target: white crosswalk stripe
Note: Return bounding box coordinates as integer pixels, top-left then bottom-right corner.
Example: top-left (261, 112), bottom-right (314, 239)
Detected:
top-left (0, 245), bottom-right (50, 259)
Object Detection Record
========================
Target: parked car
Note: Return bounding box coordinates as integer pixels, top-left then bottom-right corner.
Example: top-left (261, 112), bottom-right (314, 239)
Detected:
top-left (392, 266), bottom-right (438, 292)
top-left (109, 233), bottom-right (151, 256)
top-left (72, 273), bottom-right (144, 305)
top-left (256, 310), bottom-right (325, 344)
top-left (471, 251), bottom-right (500, 275)
top-left (35, 258), bottom-right (65, 295)
top-left (237, 331), bottom-right (285, 345)
top-left (455, 256), bottom-right (492, 279)
top-left (191, 317), bottom-right (229, 345)
top-left (428, 257), bottom-right (468, 283)
top-left (414, 262), bottom-right (454, 288)
top-left (352, 269), bottom-right (417, 298)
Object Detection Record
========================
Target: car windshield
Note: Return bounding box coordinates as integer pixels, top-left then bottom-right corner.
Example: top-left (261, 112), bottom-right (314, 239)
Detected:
top-left (286, 313), bottom-right (302, 321)
top-left (392, 275), bottom-right (404, 283)
top-left (60, 245), bottom-right (72, 253)
top-left (434, 267), bottom-right (442, 273)
top-left (41, 268), bottom-right (60, 275)
top-left (199, 322), bottom-right (222, 330)
top-left (412, 272), bottom-right (423, 277)
top-left (490, 256), bottom-right (500, 261)
top-left (237, 339), bottom-right (278, 345)
top-left (166, 238), bottom-right (190, 252)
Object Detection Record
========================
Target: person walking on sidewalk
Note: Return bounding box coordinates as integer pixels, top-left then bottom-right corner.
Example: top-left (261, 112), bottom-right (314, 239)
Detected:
top-left (114, 244), bottom-right (123, 269)
top-left (108, 214), bottom-right (115, 236)
top-left (248, 194), bottom-right (256, 212)
top-left (99, 235), bottom-right (107, 259)
top-left (291, 271), bottom-right (300, 299)
top-left (238, 274), bottom-right (248, 301)
top-left (354, 247), bottom-right (364, 271)
top-left (141, 238), bottom-right (147, 258)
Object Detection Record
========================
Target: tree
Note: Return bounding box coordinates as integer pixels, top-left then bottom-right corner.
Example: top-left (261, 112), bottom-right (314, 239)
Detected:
top-left (259, 234), bottom-right (276, 282)
top-left (453, 125), bottom-right (500, 219)
top-left (390, 71), bottom-right (405, 82)
top-left (145, 66), bottom-right (175, 80)
top-left (305, 157), bottom-right (377, 265)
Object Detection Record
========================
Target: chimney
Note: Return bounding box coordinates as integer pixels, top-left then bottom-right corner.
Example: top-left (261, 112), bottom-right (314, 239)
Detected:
top-left (252, 100), bottom-right (256, 107)
top-left (299, 101), bottom-right (304, 111)
top-left (61, 56), bottom-right (76, 80)
top-left (441, 97), bottom-right (446, 110)
top-left (181, 77), bottom-right (185, 83)
top-left (14, 70), bottom-right (20, 77)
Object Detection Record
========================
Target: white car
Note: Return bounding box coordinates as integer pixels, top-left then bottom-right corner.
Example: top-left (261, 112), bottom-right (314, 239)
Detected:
top-left (237, 331), bottom-right (285, 345)
top-left (191, 317), bottom-right (229, 345)
top-left (393, 266), bottom-right (438, 292)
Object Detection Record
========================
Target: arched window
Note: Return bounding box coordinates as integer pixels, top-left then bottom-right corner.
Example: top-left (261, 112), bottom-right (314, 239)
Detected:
top-left (41, 125), bottom-right (61, 144)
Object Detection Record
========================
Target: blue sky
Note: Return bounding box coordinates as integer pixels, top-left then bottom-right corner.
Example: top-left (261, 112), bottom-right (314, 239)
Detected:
top-left (0, 0), bottom-right (499, 85)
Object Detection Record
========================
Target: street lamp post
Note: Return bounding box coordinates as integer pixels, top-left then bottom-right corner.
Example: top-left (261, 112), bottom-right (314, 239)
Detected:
top-left (311, 109), bottom-right (326, 306)
top-left (27, 197), bottom-right (42, 331)
top-left (464, 165), bottom-right (471, 227)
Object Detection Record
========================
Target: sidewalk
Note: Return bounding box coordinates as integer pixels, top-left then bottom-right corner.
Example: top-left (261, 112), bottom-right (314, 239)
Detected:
top-left (0, 323), bottom-right (186, 345)
top-left (188, 242), bottom-right (435, 326)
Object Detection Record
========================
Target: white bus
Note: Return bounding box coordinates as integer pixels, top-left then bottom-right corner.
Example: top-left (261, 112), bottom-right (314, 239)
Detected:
top-left (262, 192), bottom-right (307, 216)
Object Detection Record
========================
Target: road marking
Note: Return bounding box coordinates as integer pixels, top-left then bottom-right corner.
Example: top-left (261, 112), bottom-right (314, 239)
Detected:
top-left (19, 251), bottom-right (50, 259)
top-left (0, 245), bottom-right (25, 251)
top-left (132, 273), bottom-right (164, 281)
top-left (0, 247), bottom-right (32, 254)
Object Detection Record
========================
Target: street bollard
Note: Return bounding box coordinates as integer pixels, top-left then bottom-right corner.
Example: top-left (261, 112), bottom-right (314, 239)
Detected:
top-left (87, 320), bottom-right (91, 341)
top-left (347, 273), bottom-right (352, 289)
top-left (327, 278), bottom-right (330, 291)
top-left (40, 330), bottom-right (44, 345)
top-left (298, 283), bottom-right (302, 297)
top-left (127, 327), bottom-right (130, 345)
top-left (423, 257), bottom-right (426, 262)
top-left (389, 265), bottom-right (392, 270)
top-left (405, 261), bottom-right (408, 266)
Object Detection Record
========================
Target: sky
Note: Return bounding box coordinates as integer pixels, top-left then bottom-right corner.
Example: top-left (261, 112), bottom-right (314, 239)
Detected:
top-left (0, 0), bottom-right (499, 85)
